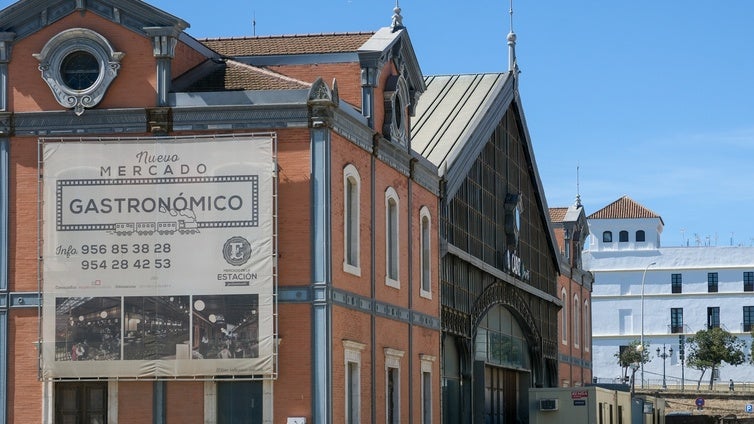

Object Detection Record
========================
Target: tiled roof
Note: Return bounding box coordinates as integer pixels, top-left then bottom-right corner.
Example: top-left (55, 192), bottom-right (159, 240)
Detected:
top-left (549, 207), bottom-right (568, 223)
top-left (200, 32), bottom-right (375, 57)
top-left (588, 195), bottom-right (662, 221)
top-left (183, 59), bottom-right (311, 92)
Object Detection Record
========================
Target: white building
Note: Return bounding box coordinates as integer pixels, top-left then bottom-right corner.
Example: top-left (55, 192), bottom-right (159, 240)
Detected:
top-left (585, 196), bottom-right (754, 389)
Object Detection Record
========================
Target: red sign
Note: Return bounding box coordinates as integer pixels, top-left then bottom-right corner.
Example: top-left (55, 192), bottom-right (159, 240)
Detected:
top-left (571, 390), bottom-right (589, 400)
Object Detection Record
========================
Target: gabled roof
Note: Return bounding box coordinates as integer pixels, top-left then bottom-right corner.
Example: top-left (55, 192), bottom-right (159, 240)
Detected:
top-left (0, 0), bottom-right (188, 41)
top-left (588, 195), bottom-right (664, 224)
top-left (411, 73), bottom-right (512, 192)
top-left (412, 72), bottom-right (560, 273)
top-left (175, 59), bottom-right (311, 92)
top-left (200, 32), bottom-right (375, 57)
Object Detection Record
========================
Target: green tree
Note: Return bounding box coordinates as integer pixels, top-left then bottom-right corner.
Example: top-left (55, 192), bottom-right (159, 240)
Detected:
top-left (614, 339), bottom-right (651, 394)
top-left (686, 327), bottom-right (746, 390)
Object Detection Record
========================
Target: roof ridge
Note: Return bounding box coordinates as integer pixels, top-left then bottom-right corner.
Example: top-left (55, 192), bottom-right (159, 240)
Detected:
top-left (200, 31), bottom-right (376, 42)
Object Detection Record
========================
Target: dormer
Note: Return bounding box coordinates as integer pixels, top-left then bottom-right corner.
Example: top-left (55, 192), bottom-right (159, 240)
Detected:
top-left (586, 195), bottom-right (664, 251)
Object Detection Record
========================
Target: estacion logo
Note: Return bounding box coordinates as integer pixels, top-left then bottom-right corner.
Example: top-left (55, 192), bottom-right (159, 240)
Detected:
top-left (223, 236), bottom-right (252, 266)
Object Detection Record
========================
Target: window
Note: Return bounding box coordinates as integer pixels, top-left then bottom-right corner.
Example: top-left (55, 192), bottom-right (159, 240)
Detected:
top-left (671, 274), bottom-right (682, 294)
top-left (708, 272), bottom-right (718, 293)
top-left (707, 307), bottom-right (720, 329)
top-left (583, 301), bottom-right (590, 351)
top-left (344, 340), bottom-right (366, 424)
top-left (55, 382), bottom-right (107, 423)
top-left (34, 28), bottom-right (124, 115)
top-left (619, 230), bottom-right (628, 242)
top-left (420, 207), bottom-right (431, 298)
top-left (385, 348), bottom-right (404, 424)
top-left (636, 230), bottom-right (646, 242)
top-left (420, 355), bottom-right (435, 424)
top-left (561, 289), bottom-right (568, 344)
top-left (573, 295), bottom-right (580, 348)
top-left (343, 165), bottom-right (361, 275)
top-left (385, 188), bottom-right (400, 287)
top-left (743, 306), bottom-right (754, 332)
top-left (602, 231), bottom-right (612, 243)
top-left (745, 272), bottom-right (754, 292)
top-left (671, 308), bottom-right (684, 333)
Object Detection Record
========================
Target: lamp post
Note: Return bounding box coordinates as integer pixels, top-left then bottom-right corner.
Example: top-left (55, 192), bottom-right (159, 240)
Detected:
top-left (657, 344), bottom-right (673, 389)
top-left (639, 261), bottom-right (656, 388)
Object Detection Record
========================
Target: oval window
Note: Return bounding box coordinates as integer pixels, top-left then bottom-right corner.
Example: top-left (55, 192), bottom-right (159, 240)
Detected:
top-left (60, 51), bottom-right (100, 90)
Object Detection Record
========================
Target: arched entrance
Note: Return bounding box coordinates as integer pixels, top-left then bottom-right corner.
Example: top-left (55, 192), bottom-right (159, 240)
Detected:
top-left (473, 304), bottom-right (532, 423)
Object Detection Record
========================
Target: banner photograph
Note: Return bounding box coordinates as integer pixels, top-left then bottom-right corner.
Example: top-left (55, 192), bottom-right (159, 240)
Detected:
top-left (40, 135), bottom-right (276, 379)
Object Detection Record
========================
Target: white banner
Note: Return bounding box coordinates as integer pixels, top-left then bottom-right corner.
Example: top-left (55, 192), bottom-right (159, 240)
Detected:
top-left (40, 135), bottom-right (276, 379)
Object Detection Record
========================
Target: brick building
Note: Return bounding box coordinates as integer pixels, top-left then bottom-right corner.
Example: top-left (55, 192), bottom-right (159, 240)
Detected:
top-left (549, 198), bottom-right (593, 388)
top-left (0, 1), bottom-right (440, 423)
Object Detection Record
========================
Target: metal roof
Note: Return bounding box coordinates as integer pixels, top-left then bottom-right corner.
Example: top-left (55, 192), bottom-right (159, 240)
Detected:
top-left (410, 73), bottom-right (510, 178)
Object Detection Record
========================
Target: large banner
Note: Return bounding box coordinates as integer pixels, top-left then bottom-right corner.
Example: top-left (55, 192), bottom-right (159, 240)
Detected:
top-left (40, 135), bottom-right (276, 379)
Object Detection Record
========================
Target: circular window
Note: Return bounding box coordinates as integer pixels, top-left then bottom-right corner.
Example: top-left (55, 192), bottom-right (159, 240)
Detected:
top-left (60, 50), bottom-right (100, 90)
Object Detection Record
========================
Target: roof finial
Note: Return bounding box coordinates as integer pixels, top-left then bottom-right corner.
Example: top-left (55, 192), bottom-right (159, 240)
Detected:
top-left (391, 0), bottom-right (404, 32)
top-left (507, 0), bottom-right (519, 74)
top-left (575, 165), bottom-right (582, 207)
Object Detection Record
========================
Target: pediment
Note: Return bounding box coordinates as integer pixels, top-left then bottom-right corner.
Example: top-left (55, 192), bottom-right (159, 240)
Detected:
top-left (0, 0), bottom-right (188, 42)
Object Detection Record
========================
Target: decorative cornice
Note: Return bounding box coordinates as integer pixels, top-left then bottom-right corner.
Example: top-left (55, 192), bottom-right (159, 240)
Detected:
top-left (374, 136), bottom-right (411, 177)
top-left (172, 105), bottom-right (309, 131)
top-left (14, 109), bottom-right (147, 136)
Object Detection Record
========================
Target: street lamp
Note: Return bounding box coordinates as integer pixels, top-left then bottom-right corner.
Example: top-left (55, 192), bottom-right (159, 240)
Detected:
top-left (657, 344), bottom-right (673, 389)
top-left (639, 261), bottom-right (656, 388)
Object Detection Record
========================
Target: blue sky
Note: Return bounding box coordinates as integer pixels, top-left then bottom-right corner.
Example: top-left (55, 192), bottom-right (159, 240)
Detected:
top-left (9, 0), bottom-right (754, 247)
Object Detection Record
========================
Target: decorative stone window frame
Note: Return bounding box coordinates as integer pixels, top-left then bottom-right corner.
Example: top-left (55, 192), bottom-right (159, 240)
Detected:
top-left (420, 354), bottom-right (435, 424)
top-left (343, 164), bottom-right (361, 276)
top-left (344, 340), bottom-right (366, 424)
top-left (382, 74), bottom-right (409, 146)
top-left (385, 187), bottom-right (400, 289)
top-left (384, 348), bottom-right (404, 424)
top-left (33, 28), bottom-right (124, 115)
top-left (419, 206), bottom-right (431, 299)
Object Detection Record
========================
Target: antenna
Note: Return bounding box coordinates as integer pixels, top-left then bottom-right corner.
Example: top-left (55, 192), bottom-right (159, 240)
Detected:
top-left (252, 12), bottom-right (256, 36)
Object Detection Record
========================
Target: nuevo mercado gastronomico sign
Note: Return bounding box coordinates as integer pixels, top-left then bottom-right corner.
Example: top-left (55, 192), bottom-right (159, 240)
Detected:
top-left (40, 134), bottom-right (276, 379)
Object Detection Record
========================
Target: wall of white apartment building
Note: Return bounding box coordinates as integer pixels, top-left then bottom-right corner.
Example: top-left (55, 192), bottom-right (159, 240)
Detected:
top-left (592, 266), bottom-right (754, 385)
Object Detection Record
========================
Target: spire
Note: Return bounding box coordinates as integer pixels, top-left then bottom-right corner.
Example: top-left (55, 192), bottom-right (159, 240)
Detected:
top-left (391, 0), bottom-right (404, 32)
top-left (575, 165), bottom-right (582, 207)
top-left (507, 0), bottom-right (519, 74)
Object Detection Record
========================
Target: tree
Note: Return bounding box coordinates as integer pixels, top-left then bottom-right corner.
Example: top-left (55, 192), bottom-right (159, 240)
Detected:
top-left (614, 339), bottom-right (651, 394)
top-left (686, 327), bottom-right (746, 390)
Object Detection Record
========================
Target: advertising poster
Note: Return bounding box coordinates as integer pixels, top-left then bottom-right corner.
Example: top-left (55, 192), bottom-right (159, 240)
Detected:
top-left (40, 135), bottom-right (276, 379)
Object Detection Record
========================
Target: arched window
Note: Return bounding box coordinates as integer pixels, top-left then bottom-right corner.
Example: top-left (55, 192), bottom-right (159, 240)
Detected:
top-left (619, 230), bottom-right (629, 242)
top-left (561, 288), bottom-right (568, 345)
top-left (420, 207), bottom-right (431, 298)
top-left (602, 231), bottom-right (612, 243)
top-left (636, 230), bottom-right (646, 242)
top-left (385, 187), bottom-right (400, 288)
top-left (343, 165), bottom-right (361, 275)
top-left (583, 300), bottom-right (590, 352)
top-left (573, 294), bottom-right (580, 348)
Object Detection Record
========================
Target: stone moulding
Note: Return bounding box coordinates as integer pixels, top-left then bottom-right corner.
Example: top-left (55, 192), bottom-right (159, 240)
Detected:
top-left (33, 28), bottom-right (124, 115)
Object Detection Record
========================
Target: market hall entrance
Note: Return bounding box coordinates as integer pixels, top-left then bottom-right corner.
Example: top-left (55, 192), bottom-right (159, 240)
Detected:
top-left (474, 305), bottom-right (532, 423)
